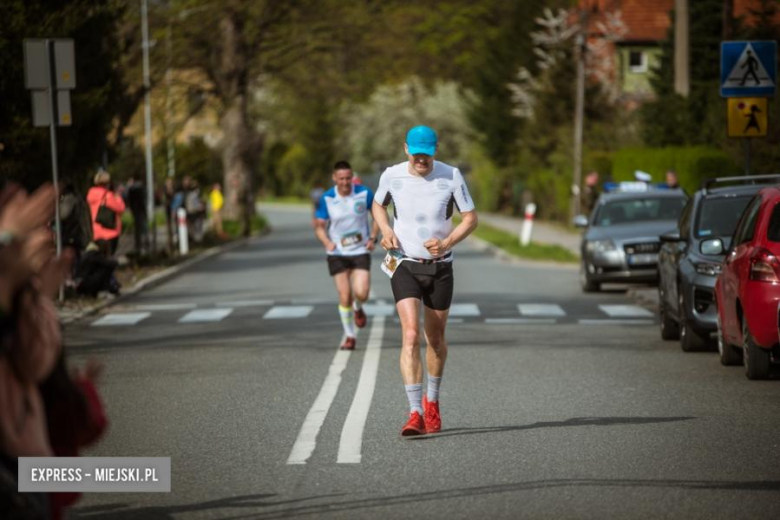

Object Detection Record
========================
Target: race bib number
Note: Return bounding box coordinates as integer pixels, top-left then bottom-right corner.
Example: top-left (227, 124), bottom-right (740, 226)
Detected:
top-left (340, 231), bottom-right (363, 248)
top-left (380, 250), bottom-right (405, 278)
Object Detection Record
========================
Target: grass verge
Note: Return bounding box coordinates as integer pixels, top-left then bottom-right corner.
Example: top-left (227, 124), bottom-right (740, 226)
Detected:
top-left (472, 221), bottom-right (579, 263)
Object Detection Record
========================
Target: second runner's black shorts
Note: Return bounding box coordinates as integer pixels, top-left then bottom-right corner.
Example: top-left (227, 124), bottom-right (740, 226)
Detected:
top-left (327, 253), bottom-right (371, 276)
top-left (390, 261), bottom-right (454, 310)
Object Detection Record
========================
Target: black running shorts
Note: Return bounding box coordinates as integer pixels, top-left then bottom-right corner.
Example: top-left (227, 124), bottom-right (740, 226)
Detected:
top-left (327, 253), bottom-right (371, 276)
top-left (390, 261), bottom-right (454, 310)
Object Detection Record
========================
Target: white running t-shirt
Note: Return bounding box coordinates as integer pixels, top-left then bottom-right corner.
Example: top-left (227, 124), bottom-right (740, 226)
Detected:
top-left (315, 184), bottom-right (374, 256)
top-left (375, 161), bottom-right (475, 260)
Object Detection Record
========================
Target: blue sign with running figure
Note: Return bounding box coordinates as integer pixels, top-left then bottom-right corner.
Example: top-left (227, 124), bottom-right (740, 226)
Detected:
top-left (721, 41), bottom-right (777, 97)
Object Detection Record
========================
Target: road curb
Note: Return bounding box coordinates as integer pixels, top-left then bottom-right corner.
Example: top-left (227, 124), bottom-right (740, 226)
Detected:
top-left (466, 235), bottom-right (578, 270)
top-left (60, 233), bottom-right (263, 326)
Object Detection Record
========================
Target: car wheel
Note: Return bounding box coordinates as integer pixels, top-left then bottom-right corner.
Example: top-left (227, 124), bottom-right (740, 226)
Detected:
top-left (742, 320), bottom-right (770, 380)
top-left (679, 292), bottom-right (706, 352)
top-left (717, 315), bottom-right (740, 366)
top-left (659, 297), bottom-right (680, 340)
top-left (580, 262), bottom-right (600, 293)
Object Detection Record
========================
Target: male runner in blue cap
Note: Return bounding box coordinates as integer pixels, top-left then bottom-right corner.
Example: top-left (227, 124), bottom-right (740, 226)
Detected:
top-left (373, 126), bottom-right (478, 436)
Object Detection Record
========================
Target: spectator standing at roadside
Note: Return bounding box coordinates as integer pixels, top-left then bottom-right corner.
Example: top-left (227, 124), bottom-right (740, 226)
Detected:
top-left (87, 169), bottom-right (125, 256)
top-left (581, 171), bottom-right (600, 215)
top-left (666, 170), bottom-right (680, 190)
top-left (58, 182), bottom-right (92, 265)
top-left (125, 176), bottom-right (148, 256)
top-left (185, 177), bottom-right (206, 243)
top-left (209, 183), bottom-right (227, 239)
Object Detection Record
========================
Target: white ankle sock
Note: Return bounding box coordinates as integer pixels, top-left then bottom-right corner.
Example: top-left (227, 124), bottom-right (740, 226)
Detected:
top-left (339, 305), bottom-right (355, 337)
top-left (405, 383), bottom-right (423, 414)
top-left (427, 374), bottom-right (442, 403)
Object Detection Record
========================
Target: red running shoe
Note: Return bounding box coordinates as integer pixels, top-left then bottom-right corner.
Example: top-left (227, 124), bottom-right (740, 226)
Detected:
top-left (423, 395), bottom-right (441, 433)
top-left (354, 307), bottom-right (367, 328)
top-left (340, 337), bottom-right (356, 350)
top-left (401, 411), bottom-right (426, 436)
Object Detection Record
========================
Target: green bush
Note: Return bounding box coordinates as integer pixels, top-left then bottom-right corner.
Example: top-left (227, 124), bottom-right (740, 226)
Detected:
top-left (610, 146), bottom-right (740, 194)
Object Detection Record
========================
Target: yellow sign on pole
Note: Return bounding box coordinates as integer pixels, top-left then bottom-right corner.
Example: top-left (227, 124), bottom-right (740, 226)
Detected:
top-left (728, 97), bottom-right (768, 137)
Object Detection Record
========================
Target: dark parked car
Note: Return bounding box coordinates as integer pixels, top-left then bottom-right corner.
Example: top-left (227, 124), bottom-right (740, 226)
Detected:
top-left (657, 175), bottom-right (780, 352)
top-left (575, 187), bottom-right (687, 292)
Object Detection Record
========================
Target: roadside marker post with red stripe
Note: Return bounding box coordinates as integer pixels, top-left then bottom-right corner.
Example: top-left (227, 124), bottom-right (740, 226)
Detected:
top-left (520, 203), bottom-right (536, 247)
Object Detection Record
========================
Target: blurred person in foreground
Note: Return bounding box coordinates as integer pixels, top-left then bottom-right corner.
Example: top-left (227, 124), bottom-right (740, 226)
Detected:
top-left (372, 126), bottom-right (478, 436)
top-left (0, 183), bottom-right (74, 519)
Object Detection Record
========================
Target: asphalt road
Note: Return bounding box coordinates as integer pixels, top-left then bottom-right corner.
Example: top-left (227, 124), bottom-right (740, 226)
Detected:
top-left (65, 204), bottom-right (780, 520)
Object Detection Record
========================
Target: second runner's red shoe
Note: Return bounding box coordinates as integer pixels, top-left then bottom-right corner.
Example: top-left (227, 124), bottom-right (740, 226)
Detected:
top-left (400, 411), bottom-right (426, 436)
top-left (354, 307), bottom-right (367, 328)
top-left (340, 337), bottom-right (356, 350)
top-left (422, 395), bottom-right (441, 433)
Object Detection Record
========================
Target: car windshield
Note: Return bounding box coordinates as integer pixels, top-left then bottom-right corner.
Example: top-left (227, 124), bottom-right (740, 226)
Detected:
top-left (695, 195), bottom-right (754, 239)
top-left (594, 197), bottom-right (685, 226)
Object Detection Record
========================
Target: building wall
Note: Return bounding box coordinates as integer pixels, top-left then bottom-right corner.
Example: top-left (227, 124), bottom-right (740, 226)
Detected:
top-left (619, 45), bottom-right (662, 96)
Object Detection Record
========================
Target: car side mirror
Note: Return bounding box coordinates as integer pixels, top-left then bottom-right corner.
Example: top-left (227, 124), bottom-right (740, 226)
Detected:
top-left (573, 215), bottom-right (589, 228)
top-left (659, 231), bottom-right (681, 242)
top-left (700, 238), bottom-right (724, 256)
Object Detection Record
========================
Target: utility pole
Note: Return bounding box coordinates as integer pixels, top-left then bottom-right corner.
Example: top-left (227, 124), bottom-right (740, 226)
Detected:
top-left (141, 0), bottom-right (155, 253)
top-left (674, 0), bottom-right (690, 97)
top-left (571, 24), bottom-right (587, 219)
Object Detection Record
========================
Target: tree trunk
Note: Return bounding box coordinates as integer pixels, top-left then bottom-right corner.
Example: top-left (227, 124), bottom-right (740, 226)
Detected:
top-left (219, 9), bottom-right (255, 233)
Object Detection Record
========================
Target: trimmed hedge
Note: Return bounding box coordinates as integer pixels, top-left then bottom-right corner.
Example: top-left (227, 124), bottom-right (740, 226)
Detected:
top-left (610, 146), bottom-right (741, 194)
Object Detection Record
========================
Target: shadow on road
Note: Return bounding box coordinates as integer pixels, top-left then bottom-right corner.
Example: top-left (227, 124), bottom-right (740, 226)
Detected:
top-left (408, 416), bottom-right (695, 441)
top-left (73, 476), bottom-right (780, 520)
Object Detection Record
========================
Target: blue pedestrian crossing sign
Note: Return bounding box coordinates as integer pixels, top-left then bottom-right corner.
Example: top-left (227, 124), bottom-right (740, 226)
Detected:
top-left (721, 41), bottom-right (777, 97)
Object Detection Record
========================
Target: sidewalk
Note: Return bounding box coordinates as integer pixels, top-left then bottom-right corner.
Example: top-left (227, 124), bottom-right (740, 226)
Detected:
top-left (480, 213), bottom-right (581, 257)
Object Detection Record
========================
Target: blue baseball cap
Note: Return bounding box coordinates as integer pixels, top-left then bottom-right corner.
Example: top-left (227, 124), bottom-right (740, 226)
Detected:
top-left (406, 126), bottom-right (438, 156)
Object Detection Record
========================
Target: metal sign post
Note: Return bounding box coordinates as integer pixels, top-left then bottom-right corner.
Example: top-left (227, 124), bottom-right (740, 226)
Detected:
top-left (24, 38), bottom-right (76, 258)
top-left (25, 38), bottom-right (75, 301)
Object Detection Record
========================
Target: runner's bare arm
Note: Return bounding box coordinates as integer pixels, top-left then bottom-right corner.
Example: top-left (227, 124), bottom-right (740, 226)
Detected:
top-left (314, 219), bottom-right (336, 251)
top-left (372, 201), bottom-right (399, 250)
top-left (426, 209), bottom-right (478, 255)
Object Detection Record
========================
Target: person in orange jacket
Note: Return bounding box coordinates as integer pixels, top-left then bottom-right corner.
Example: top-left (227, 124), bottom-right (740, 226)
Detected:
top-left (86, 170), bottom-right (125, 255)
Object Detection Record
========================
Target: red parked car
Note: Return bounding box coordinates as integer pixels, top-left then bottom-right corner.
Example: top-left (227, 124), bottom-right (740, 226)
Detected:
top-left (715, 186), bottom-right (780, 379)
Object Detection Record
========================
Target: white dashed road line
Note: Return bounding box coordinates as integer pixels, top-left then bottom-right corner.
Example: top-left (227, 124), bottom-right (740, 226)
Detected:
top-left (579, 319), bottom-right (654, 325)
top-left (337, 316), bottom-right (385, 464)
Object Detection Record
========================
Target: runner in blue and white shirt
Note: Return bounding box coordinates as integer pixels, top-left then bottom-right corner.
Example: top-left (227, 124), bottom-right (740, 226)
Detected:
top-left (314, 160), bottom-right (379, 351)
top-left (372, 126), bottom-right (478, 437)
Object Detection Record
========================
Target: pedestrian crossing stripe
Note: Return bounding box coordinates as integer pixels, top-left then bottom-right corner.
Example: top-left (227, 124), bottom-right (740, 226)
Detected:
top-left (448, 303), bottom-right (480, 317)
top-left (179, 308), bottom-right (233, 323)
top-left (263, 306), bottom-right (314, 319)
top-left (518, 304), bottom-right (565, 317)
top-left (92, 312), bottom-right (150, 326)
top-left (598, 305), bottom-right (653, 318)
top-left (89, 302), bottom-right (659, 326)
